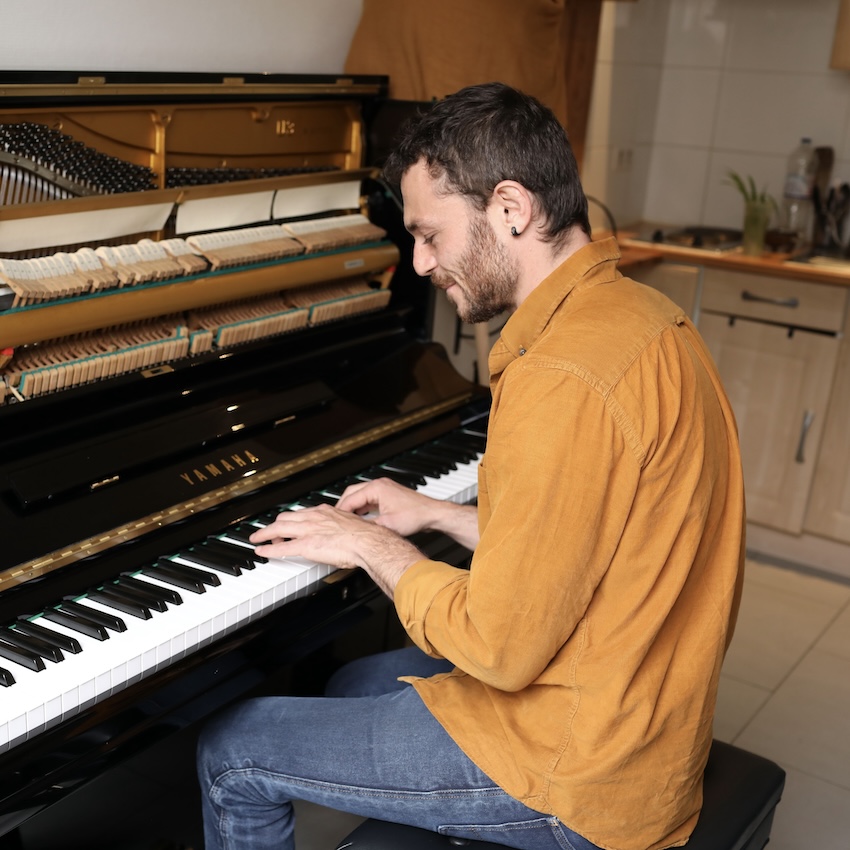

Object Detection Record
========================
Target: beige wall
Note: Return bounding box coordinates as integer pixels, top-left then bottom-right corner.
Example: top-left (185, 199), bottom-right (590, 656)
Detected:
top-left (0, 0), bottom-right (363, 74)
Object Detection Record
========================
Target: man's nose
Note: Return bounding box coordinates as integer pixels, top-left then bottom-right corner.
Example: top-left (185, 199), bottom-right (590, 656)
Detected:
top-left (412, 242), bottom-right (437, 278)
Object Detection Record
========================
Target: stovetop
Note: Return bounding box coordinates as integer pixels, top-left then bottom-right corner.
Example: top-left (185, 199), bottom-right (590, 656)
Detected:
top-left (634, 226), bottom-right (743, 252)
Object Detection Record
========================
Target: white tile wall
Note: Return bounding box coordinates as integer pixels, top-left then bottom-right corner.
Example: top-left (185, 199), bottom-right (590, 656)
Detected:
top-left (583, 0), bottom-right (850, 232)
top-left (663, 0), bottom-right (731, 68)
top-left (643, 144), bottom-right (711, 224)
top-left (713, 71), bottom-right (848, 156)
top-left (726, 1), bottom-right (839, 73)
top-left (653, 67), bottom-right (722, 147)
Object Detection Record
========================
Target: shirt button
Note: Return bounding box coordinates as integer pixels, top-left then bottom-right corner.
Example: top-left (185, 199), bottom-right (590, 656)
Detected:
top-left (519, 348), bottom-right (527, 356)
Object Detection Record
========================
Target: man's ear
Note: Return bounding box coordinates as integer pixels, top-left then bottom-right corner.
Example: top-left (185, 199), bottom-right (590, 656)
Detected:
top-left (492, 180), bottom-right (533, 237)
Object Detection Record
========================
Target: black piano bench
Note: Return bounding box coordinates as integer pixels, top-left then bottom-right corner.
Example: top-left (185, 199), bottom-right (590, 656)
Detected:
top-left (333, 740), bottom-right (786, 850)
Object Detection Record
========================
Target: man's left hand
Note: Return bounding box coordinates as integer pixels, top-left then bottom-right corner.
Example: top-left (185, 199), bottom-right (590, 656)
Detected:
top-left (249, 505), bottom-right (423, 598)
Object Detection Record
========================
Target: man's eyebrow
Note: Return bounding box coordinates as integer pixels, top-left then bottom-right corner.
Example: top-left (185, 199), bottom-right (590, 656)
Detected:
top-left (404, 218), bottom-right (423, 235)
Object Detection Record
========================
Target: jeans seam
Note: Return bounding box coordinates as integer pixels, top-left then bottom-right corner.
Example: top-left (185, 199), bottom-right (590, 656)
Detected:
top-left (211, 766), bottom-right (506, 804)
top-left (438, 815), bottom-right (578, 849)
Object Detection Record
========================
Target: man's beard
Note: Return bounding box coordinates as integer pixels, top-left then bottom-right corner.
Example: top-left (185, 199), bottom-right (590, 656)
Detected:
top-left (432, 215), bottom-right (519, 324)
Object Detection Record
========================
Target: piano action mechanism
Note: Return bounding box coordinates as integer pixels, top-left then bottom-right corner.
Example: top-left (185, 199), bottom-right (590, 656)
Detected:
top-left (0, 72), bottom-right (488, 840)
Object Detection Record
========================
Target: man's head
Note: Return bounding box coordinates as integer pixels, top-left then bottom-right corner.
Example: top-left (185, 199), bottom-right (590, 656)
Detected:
top-left (383, 82), bottom-right (590, 248)
top-left (383, 83), bottom-right (590, 322)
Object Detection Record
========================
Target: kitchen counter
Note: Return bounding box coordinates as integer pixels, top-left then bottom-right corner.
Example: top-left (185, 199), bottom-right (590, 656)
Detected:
top-left (616, 234), bottom-right (850, 288)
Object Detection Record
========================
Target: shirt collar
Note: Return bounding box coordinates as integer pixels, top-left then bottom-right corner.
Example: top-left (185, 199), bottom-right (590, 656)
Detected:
top-left (489, 237), bottom-right (622, 379)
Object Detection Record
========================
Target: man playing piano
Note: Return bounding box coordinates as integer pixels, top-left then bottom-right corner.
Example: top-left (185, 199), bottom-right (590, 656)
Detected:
top-left (198, 82), bottom-right (745, 850)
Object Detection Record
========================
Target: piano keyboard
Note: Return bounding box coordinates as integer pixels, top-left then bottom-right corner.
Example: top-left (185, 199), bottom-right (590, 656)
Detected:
top-left (0, 426), bottom-right (485, 753)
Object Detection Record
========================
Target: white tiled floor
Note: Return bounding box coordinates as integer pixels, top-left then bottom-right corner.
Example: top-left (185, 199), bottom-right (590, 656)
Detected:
top-left (714, 557), bottom-right (850, 850)
top-left (12, 557), bottom-right (850, 849)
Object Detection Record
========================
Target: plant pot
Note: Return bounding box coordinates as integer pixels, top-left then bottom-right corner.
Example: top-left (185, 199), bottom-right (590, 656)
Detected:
top-left (742, 200), bottom-right (771, 256)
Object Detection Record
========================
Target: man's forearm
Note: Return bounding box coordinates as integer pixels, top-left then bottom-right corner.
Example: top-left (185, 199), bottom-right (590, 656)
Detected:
top-left (427, 501), bottom-right (480, 551)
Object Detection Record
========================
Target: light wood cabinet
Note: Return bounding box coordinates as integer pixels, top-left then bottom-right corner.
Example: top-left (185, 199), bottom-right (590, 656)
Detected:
top-left (698, 311), bottom-right (840, 533)
top-left (640, 264), bottom-right (846, 533)
top-left (697, 267), bottom-right (847, 534)
top-left (635, 253), bottom-right (850, 575)
top-left (637, 262), bottom-right (700, 318)
top-left (804, 306), bottom-right (850, 542)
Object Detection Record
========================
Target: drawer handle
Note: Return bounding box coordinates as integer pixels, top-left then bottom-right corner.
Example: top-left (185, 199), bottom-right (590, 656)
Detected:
top-left (795, 410), bottom-right (815, 463)
top-left (741, 290), bottom-right (799, 309)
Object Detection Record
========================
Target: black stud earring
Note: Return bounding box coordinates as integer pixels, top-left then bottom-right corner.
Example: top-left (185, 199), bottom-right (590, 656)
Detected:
top-left (511, 226), bottom-right (520, 237)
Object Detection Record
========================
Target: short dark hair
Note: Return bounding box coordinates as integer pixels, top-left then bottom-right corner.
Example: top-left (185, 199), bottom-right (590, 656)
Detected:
top-left (383, 82), bottom-right (590, 243)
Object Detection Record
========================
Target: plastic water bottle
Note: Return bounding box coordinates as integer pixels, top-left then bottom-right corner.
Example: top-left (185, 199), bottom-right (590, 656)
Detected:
top-left (780, 138), bottom-right (818, 245)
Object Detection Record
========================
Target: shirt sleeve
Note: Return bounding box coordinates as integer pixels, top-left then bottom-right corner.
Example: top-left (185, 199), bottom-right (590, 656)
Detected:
top-left (394, 361), bottom-right (643, 692)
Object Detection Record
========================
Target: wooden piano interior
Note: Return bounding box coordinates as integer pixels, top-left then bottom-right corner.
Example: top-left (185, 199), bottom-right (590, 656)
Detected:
top-left (0, 72), bottom-right (403, 398)
top-left (0, 72), bottom-right (486, 844)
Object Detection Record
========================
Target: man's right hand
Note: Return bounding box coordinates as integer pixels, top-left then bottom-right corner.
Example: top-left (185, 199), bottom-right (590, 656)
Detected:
top-left (337, 477), bottom-right (480, 550)
top-left (336, 477), bottom-right (441, 537)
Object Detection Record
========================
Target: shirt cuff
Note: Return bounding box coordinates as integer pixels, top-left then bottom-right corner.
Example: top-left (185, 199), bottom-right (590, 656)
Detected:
top-left (394, 558), bottom-right (468, 654)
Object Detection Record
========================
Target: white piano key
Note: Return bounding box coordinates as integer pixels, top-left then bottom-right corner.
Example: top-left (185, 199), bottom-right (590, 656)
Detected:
top-left (0, 441), bottom-right (482, 754)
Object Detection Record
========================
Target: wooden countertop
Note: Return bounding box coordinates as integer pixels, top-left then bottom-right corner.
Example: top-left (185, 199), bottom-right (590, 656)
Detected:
top-left (612, 233), bottom-right (850, 288)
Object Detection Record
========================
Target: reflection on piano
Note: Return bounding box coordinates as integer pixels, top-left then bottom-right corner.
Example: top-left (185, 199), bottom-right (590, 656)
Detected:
top-left (0, 72), bottom-right (487, 840)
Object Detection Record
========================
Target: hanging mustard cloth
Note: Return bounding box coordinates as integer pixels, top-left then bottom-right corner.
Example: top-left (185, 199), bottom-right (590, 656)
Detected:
top-left (343, 0), bottom-right (569, 126)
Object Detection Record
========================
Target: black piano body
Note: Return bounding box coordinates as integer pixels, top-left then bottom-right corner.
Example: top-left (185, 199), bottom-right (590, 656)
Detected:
top-left (0, 72), bottom-right (487, 841)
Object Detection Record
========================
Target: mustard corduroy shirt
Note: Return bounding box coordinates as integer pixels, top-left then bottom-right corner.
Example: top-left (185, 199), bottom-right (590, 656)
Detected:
top-left (394, 238), bottom-right (746, 850)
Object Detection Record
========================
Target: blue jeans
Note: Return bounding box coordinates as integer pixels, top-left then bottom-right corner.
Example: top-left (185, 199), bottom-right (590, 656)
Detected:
top-left (197, 646), bottom-right (601, 850)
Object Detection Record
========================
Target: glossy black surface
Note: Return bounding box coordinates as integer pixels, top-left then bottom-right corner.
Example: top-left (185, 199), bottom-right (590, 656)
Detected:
top-left (0, 305), bottom-right (488, 836)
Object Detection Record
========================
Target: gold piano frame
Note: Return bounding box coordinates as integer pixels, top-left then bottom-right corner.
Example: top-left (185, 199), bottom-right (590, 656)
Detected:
top-left (0, 73), bottom-right (398, 348)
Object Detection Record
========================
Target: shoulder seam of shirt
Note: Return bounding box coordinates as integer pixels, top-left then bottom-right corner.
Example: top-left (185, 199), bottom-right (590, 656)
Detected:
top-left (517, 316), bottom-right (681, 466)
top-left (514, 356), bottom-right (647, 466)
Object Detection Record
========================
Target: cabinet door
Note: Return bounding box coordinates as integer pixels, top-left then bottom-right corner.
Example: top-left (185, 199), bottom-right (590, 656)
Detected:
top-left (699, 312), bottom-right (839, 533)
top-left (805, 332), bottom-right (850, 542)
top-left (638, 262), bottom-right (700, 319)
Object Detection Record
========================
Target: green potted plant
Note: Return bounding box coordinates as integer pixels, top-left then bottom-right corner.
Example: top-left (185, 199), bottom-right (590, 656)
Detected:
top-left (725, 171), bottom-right (777, 256)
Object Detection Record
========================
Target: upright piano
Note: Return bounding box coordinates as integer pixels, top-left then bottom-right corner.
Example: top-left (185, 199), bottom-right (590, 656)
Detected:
top-left (0, 72), bottom-right (488, 840)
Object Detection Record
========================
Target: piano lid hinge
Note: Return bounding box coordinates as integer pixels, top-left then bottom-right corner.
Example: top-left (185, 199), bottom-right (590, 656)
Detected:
top-left (77, 76), bottom-right (106, 86)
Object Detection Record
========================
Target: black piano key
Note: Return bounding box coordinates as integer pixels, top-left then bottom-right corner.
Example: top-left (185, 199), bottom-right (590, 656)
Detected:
top-left (428, 441), bottom-right (476, 462)
top-left (413, 449), bottom-right (457, 470)
top-left (179, 547), bottom-right (242, 576)
top-left (105, 581), bottom-right (168, 613)
top-left (255, 510), bottom-right (284, 524)
top-left (0, 636), bottom-right (46, 672)
top-left (143, 560), bottom-right (206, 594)
top-left (403, 452), bottom-right (452, 475)
top-left (320, 477), bottom-right (361, 498)
top-left (204, 537), bottom-right (263, 567)
top-left (427, 443), bottom-right (478, 464)
top-left (0, 666), bottom-right (14, 687)
top-left (117, 574), bottom-right (182, 606)
top-left (3, 628), bottom-right (64, 663)
top-left (442, 431), bottom-right (487, 452)
top-left (86, 588), bottom-right (152, 620)
top-left (383, 455), bottom-right (443, 477)
top-left (220, 523), bottom-right (262, 546)
top-left (15, 618), bottom-right (83, 654)
top-left (59, 599), bottom-right (127, 633)
top-left (361, 466), bottom-right (424, 488)
top-left (297, 492), bottom-right (338, 506)
top-left (159, 559), bottom-right (221, 588)
top-left (42, 609), bottom-right (109, 641)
